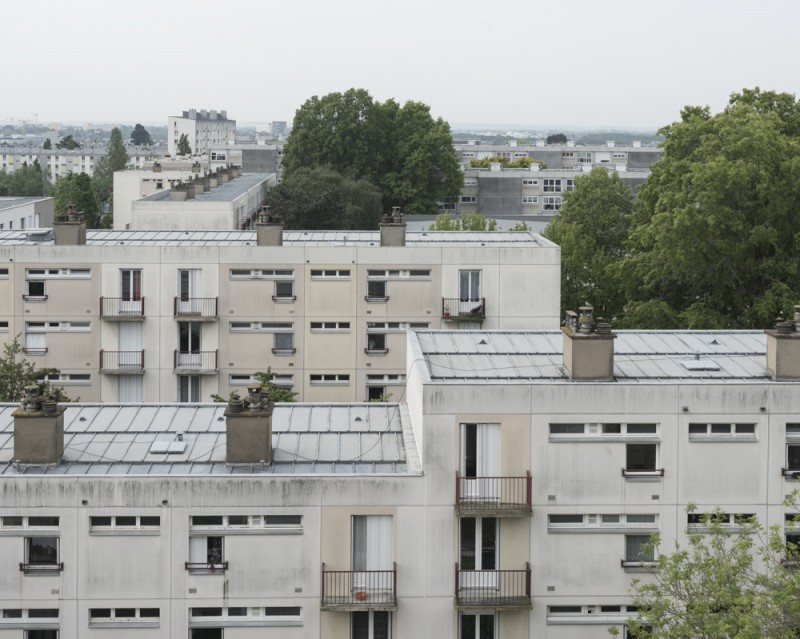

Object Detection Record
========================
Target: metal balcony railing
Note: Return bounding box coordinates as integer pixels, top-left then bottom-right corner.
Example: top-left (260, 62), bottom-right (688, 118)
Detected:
top-left (173, 350), bottom-right (218, 374)
top-left (455, 563), bottom-right (531, 609)
top-left (100, 297), bottom-right (145, 320)
top-left (455, 471), bottom-right (532, 516)
top-left (173, 297), bottom-right (219, 320)
top-left (442, 298), bottom-right (486, 322)
top-left (321, 562), bottom-right (397, 610)
top-left (20, 562), bottom-right (64, 574)
top-left (184, 561), bottom-right (228, 574)
top-left (100, 350), bottom-right (145, 373)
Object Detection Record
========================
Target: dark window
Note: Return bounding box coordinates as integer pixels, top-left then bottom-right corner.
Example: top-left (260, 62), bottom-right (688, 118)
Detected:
top-left (27, 281), bottom-right (45, 297)
top-left (788, 444), bottom-right (800, 470)
top-left (367, 386), bottom-right (386, 401)
top-left (626, 444), bottom-right (657, 471)
top-left (227, 516), bottom-right (248, 526)
top-left (27, 610), bottom-right (58, 618)
top-left (28, 516), bottom-right (59, 526)
top-left (140, 516), bottom-right (160, 527)
top-left (274, 281), bottom-right (294, 299)
top-left (116, 516), bottom-right (136, 527)
top-left (367, 281), bottom-right (387, 300)
top-left (549, 423), bottom-right (584, 434)
top-left (26, 537), bottom-right (58, 565)
top-left (190, 630), bottom-right (222, 639)
top-left (192, 516), bottom-right (223, 526)
top-left (352, 611), bottom-right (390, 639)
top-left (140, 609), bottom-right (160, 618)
top-left (265, 607), bottom-right (301, 616)
top-left (264, 515), bottom-right (302, 526)
top-left (366, 334), bottom-right (386, 352)
top-left (625, 535), bottom-right (654, 562)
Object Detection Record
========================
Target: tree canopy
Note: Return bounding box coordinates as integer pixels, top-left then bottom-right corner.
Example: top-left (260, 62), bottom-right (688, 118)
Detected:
top-left (281, 88), bottom-right (462, 214)
top-left (267, 166), bottom-right (383, 230)
top-left (42, 138), bottom-right (52, 150)
top-left (91, 127), bottom-right (129, 228)
top-left (469, 155), bottom-right (546, 169)
top-left (0, 161), bottom-right (49, 197)
top-left (130, 123), bottom-right (152, 146)
top-left (177, 133), bottom-right (191, 156)
top-left (546, 133), bottom-right (568, 144)
top-left (56, 134), bottom-right (81, 150)
top-left (543, 167), bottom-right (633, 319)
top-left (54, 172), bottom-right (99, 227)
top-left (0, 336), bottom-right (72, 402)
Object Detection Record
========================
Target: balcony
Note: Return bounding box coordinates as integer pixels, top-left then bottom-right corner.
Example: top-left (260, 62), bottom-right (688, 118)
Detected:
top-left (173, 297), bottom-right (219, 321)
top-left (455, 563), bottom-right (532, 610)
top-left (321, 563), bottom-right (397, 611)
top-left (100, 297), bottom-right (145, 321)
top-left (442, 298), bottom-right (485, 322)
top-left (185, 561), bottom-right (228, 574)
top-left (100, 350), bottom-right (145, 374)
top-left (20, 562), bottom-right (64, 575)
top-left (456, 472), bottom-right (532, 517)
top-left (173, 350), bottom-right (218, 375)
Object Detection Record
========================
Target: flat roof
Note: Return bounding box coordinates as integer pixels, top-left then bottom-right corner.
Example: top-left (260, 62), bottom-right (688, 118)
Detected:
top-left (136, 173), bottom-right (271, 204)
top-left (0, 229), bottom-right (555, 248)
top-left (413, 330), bottom-right (774, 383)
top-left (0, 403), bottom-right (419, 477)
top-left (0, 197), bottom-right (50, 211)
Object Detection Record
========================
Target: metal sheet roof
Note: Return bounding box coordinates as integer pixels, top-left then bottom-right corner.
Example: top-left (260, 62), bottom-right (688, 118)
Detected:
top-left (0, 403), bottom-right (412, 476)
top-left (414, 330), bottom-right (774, 383)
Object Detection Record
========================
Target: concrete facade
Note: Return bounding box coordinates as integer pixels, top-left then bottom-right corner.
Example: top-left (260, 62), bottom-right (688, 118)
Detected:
top-left (0, 149), bottom-right (152, 183)
top-left (168, 110), bottom-right (236, 158)
top-left (0, 197), bottom-right (53, 231)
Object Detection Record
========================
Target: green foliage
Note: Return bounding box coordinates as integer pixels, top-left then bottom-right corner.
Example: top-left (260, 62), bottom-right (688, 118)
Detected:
top-left (469, 155), bottom-right (547, 169)
top-left (268, 166), bottom-right (383, 230)
top-left (0, 161), bottom-right (49, 197)
top-left (543, 168), bottom-right (633, 319)
top-left (282, 89), bottom-right (462, 214)
top-left (54, 172), bottom-right (99, 227)
top-left (90, 128), bottom-right (129, 228)
top-left (0, 336), bottom-right (73, 402)
top-left (508, 221), bottom-right (531, 231)
top-left (55, 134), bottom-right (81, 150)
top-left (211, 368), bottom-right (297, 403)
top-left (130, 124), bottom-right (152, 146)
top-left (177, 133), bottom-right (192, 156)
top-left (369, 391), bottom-right (393, 403)
top-left (428, 212), bottom-right (497, 231)
top-left (42, 138), bottom-right (52, 150)
top-left (613, 501), bottom-right (800, 639)
top-left (621, 88), bottom-right (800, 328)
top-left (546, 133), bottom-right (568, 144)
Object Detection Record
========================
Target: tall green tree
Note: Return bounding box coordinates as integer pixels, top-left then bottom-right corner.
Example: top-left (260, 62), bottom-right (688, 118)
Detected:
top-left (177, 133), bottom-right (192, 156)
top-left (282, 89), bottom-right (462, 214)
top-left (0, 336), bottom-right (73, 402)
top-left (268, 166), bottom-right (383, 230)
top-left (543, 168), bottom-right (633, 319)
top-left (611, 505), bottom-right (800, 639)
top-left (91, 127), bottom-right (129, 227)
top-left (42, 137), bottom-right (52, 150)
top-left (130, 123), bottom-right (152, 146)
top-left (55, 134), bottom-right (81, 150)
top-left (621, 88), bottom-right (800, 328)
top-left (54, 172), bottom-right (99, 227)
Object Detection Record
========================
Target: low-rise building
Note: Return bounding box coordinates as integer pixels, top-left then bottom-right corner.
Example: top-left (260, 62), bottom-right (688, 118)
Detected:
top-left (0, 197), bottom-right (53, 231)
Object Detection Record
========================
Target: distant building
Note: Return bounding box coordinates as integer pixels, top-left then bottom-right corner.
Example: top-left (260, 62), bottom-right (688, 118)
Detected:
top-left (0, 148), bottom-right (151, 183)
top-left (271, 121), bottom-right (288, 138)
top-left (168, 109), bottom-right (236, 157)
top-left (0, 196), bottom-right (53, 230)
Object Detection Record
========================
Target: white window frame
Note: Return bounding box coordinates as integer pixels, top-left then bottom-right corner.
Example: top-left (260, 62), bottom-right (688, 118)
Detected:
top-left (543, 195), bottom-right (562, 211)
top-left (543, 179), bottom-right (562, 193)
top-left (190, 514), bottom-right (303, 535)
top-left (310, 269), bottom-right (350, 279)
top-left (460, 196), bottom-right (478, 204)
top-left (522, 178), bottom-right (539, 186)
top-left (190, 607), bottom-right (302, 628)
top-left (688, 422), bottom-right (757, 441)
top-left (521, 196), bottom-right (538, 204)
top-left (686, 512), bottom-right (755, 532)
top-left (89, 515), bottom-right (161, 535)
top-left (25, 268), bottom-right (90, 279)
top-left (310, 322), bottom-right (350, 332)
top-left (547, 513), bottom-right (658, 534)
top-left (548, 422), bottom-right (659, 441)
top-left (310, 374), bottom-right (350, 385)
top-left (88, 608), bottom-right (160, 628)
top-left (230, 268), bottom-right (294, 280)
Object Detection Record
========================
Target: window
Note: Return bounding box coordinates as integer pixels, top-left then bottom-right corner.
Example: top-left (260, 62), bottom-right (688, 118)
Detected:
top-left (25, 268), bottom-right (90, 279)
top-left (23, 537), bottom-right (61, 573)
top-left (230, 374), bottom-right (293, 389)
top-left (273, 332), bottom-right (295, 355)
top-left (90, 515), bottom-right (160, 534)
top-left (543, 178), bottom-right (562, 192)
top-left (120, 269), bottom-right (142, 301)
top-left (0, 268), bottom-right (8, 278)
top-left (785, 424), bottom-right (800, 476)
top-left (549, 422), bottom-right (658, 439)
top-left (464, 178), bottom-right (478, 186)
top-left (522, 178), bottom-right (539, 186)
top-left (460, 612), bottom-right (495, 639)
top-left (547, 513), bottom-right (657, 532)
top-left (310, 269), bottom-right (350, 279)
top-left (459, 270), bottom-right (481, 302)
top-left (366, 280), bottom-right (388, 302)
top-left (578, 152), bottom-right (592, 164)
top-left (522, 196), bottom-right (538, 204)
top-left (623, 534), bottom-right (655, 566)
top-left (190, 514), bottom-right (302, 533)
top-left (41, 374), bottom-right (90, 385)
top-left (179, 376), bottom-right (201, 402)
top-left (310, 374), bottom-right (349, 385)
top-left (190, 606), bottom-right (301, 628)
top-left (460, 196), bottom-right (478, 204)
top-left (230, 321), bottom-right (293, 333)
top-left (461, 423), bottom-right (500, 500)
top-left (89, 608), bottom-right (159, 626)
top-left (352, 515), bottom-right (392, 573)
top-left (187, 536), bottom-right (225, 573)
top-left (352, 611), bottom-right (390, 639)
top-left (460, 517), bottom-right (497, 572)
top-left (310, 322), bottom-right (350, 332)
top-left (546, 604), bottom-right (641, 622)
top-left (24, 629), bottom-right (60, 639)
top-left (24, 330), bottom-right (46, 355)
top-left (689, 423), bottom-right (756, 440)
top-left (625, 443), bottom-right (660, 476)
top-left (565, 179), bottom-right (575, 191)
top-left (178, 321), bottom-right (201, 354)
top-left (273, 280), bottom-right (295, 302)
top-left (365, 332), bottom-right (387, 354)
top-left (0, 321), bottom-right (8, 332)
top-left (230, 268), bottom-right (293, 279)
top-left (24, 280), bottom-right (46, 301)
top-left (543, 196), bottom-right (562, 211)
top-left (687, 512), bottom-right (755, 531)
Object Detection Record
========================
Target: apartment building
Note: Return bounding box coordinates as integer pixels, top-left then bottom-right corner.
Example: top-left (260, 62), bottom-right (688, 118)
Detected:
top-left (168, 110), bottom-right (237, 158)
top-left (0, 213), bottom-right (561, 404)
top-left (0, 311), bottom-right (798, 638)
top-left (0, 148), bottom-right (152, 183)
top-left (0, 197), bottom-right (53, 231)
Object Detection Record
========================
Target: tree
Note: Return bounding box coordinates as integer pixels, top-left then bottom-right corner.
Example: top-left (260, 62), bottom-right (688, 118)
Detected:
top-left (130, 124), bottom-right (152, 146)
top-left (621, 88), bottom-right (800, 328)
top-left (0, 161), bottom-right (49, 197)
top-left (546, 133), bottom-right (568, 144)
top-left (54, 172), bottom-right (99, 227)
top-left (267, 166), bottom-right (383, 230)
top-left (469, 155), bottom-right (547, 169)
top-left (0, 336), bottom-right (73, 402)
top-left (91, 127), bottom-right (129, 227)
top-left (610, 504), bottom-right (800, 639)
top-left (55, 134), bottom-right (81, 150)
top-left (428, 212), bottom-right (497, 231)
top-left (543, 168), bottom-right (633, 319)
top-left (282, 89), bottom-right (462, 214)
top-left (42, 137), bottom-right (52, 150)
top-left (177, 133), bottom-right (192, 156)
top-left (211, 368), bottom-right (297, 403)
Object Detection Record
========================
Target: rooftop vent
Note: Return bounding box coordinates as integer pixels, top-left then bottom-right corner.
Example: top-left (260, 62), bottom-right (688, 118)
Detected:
top-left (53, 204), bottom-right (86, 245)
top-left (255, 205), bottom-right (283, 246)
top-left (561, 304), bottom-right (615, 381)
top-left (766, 306), bottom-right (800, 380)
top-left (380, 206), bottom-right (406, 247)
top-left (225, 384), bottom-right (274, 464)
top-left (13, 385), bottom-right (65, 464)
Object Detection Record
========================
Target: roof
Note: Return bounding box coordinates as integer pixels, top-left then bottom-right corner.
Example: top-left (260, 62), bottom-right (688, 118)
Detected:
top-left (0, 229), bottom-right (555, 248)
top-left (0, 403), bottom-right (419, 477)
top-left (0, 197), bottom-right (50, 211)
top-left (413, 330), bottom-right (774, 383)
top-left (136, 173), bottom-right (271, 204)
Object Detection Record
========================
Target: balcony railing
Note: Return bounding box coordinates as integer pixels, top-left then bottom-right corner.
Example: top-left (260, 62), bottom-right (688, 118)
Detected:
top-left (782, 468), bottom-right (800, 479)
top-left (22, 347), bottom-right (48, 356)
top-left (100, 350), bottom-right (145, 374)
top-left (173, 350), bottom-right (218, 374)
top-left (185, 561), bottom-right (228, 574)
top-left (455, 563), bottom-right (531, 609)
top-left (622, 468), bottom-right (665, 479)
top-left (456, 471), bottom-right (532, 516)
top-left (321, 562), bottom-right (397, 611)
top-left (442, 298), bottom-right (486, 322)
top-left (173, 297), bottom-right (219, 320)
top-left (20, 562), bottom-right (64, 574)
top-left (100, 297), bottom-right (145, 320)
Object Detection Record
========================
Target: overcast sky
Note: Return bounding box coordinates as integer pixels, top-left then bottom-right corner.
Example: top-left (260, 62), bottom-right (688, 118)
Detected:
top-left (5, 0), bottom-right (799, 130)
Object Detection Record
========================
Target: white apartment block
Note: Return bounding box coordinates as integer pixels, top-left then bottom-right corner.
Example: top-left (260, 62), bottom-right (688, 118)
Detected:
top-left (0, 148), bottom-right (151, 183)
top-left (0, 213), bottom-right (561, 405)
top-left (0, 311), bottom-right (798, 639)
top-left (168, 110), bottom-right (236, 158)
top-left (0, 197), bottom-right (53, 231)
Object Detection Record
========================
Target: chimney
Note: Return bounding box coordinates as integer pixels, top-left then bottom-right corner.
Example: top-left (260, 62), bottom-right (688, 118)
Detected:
top-left (53, 204), bottom-right (86, 245)
top-left (766, 306), bottom-right (800, 379)
top-left (380, 206), bottom-right (406, 247)
top-left (152, 161), bottom-right (162, 173)
top-left (255, 205), bottom-right (283, 246)
top-left (562, 304), bottom-right (616, 381)
top-left (13, 385), bottom-right (65, 464)
top-left (225, 384), bottom-right (274, 464)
